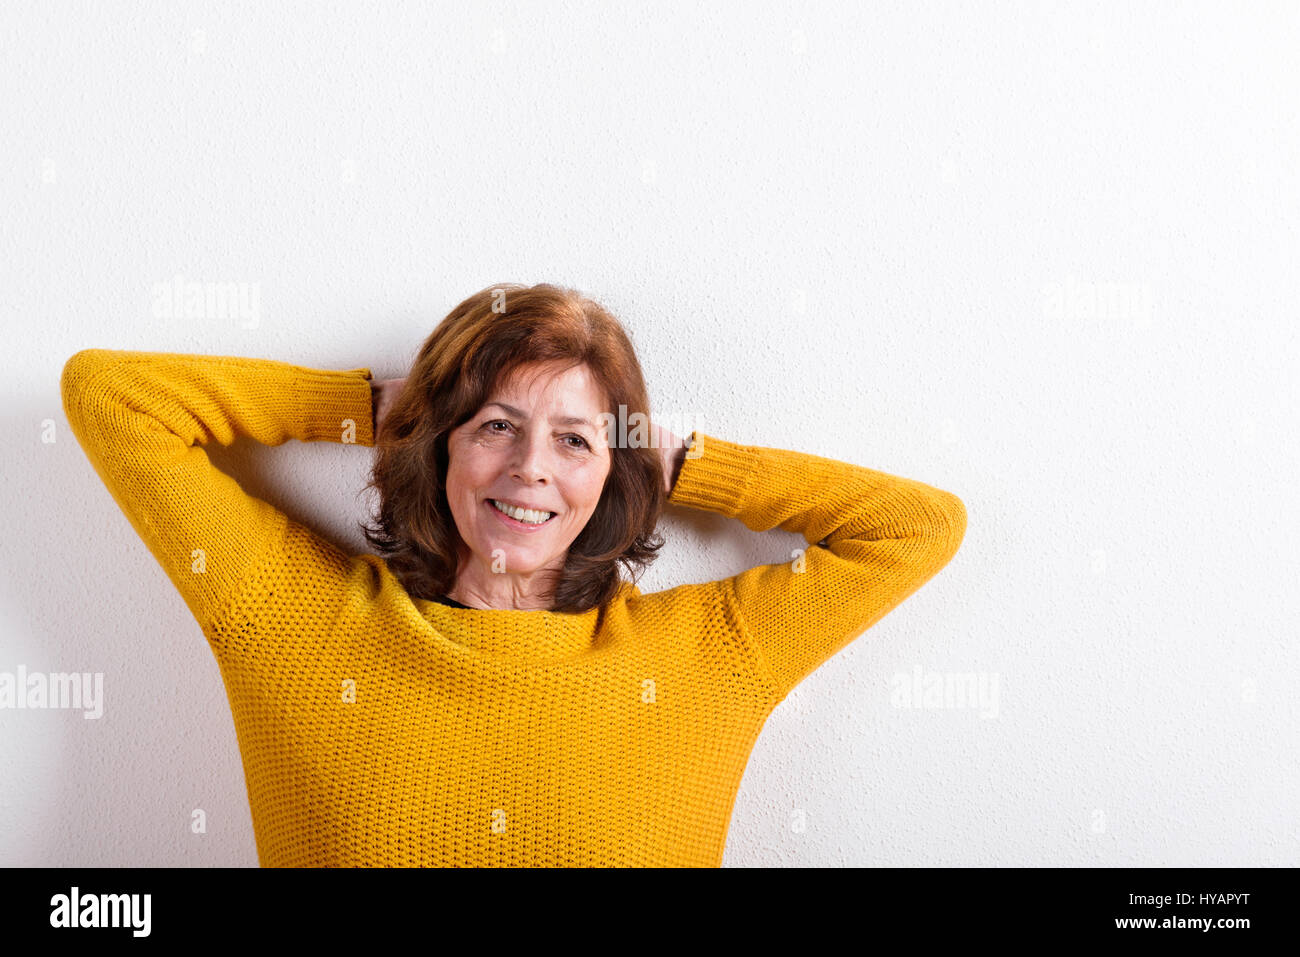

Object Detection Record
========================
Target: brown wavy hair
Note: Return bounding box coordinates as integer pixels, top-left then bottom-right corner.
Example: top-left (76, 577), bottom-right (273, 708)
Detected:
top-left (358, 282), bottom-right (667, 613)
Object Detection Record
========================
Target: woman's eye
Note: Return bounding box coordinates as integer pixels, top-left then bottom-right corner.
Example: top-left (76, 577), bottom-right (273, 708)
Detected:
top-left (485, 421), bottom-right (588, 450)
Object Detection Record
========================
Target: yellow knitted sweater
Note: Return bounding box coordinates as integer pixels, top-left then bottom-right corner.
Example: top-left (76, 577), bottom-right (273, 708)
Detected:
top-left (60, 348), bottom-right (967, 867)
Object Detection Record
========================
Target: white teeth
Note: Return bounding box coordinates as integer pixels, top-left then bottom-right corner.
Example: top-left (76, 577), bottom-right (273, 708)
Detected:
top-left (491, 500), bottom-right (553, 524)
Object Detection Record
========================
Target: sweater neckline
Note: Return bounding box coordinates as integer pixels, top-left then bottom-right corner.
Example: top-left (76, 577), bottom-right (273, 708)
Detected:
top-left (412, 581), bottom-right (641, 666)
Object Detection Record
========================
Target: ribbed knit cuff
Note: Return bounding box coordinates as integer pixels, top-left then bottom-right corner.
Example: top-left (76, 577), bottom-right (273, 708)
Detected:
top-left (294, 367), bottom-right (375, 446)
top-left (667, 431), bottom-right (760, 518)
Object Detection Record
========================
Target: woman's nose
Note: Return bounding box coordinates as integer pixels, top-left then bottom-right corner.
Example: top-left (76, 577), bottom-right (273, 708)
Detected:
top-left (509, 431), bottom-right (551, 483)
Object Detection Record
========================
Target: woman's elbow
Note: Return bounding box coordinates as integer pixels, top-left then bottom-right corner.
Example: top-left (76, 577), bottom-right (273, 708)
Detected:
top-left (933, 491), bottom-right (967, 563)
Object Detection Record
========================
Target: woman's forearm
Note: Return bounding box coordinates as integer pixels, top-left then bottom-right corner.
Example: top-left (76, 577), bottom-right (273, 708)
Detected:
top-left (61, 349), bottom-right (375, 635)
top-left (665, 430), bottom-right (966, 701)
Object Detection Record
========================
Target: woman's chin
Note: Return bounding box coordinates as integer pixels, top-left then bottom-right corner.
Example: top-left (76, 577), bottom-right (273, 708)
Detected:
top-left (473, 541), bottom-right (555, 573)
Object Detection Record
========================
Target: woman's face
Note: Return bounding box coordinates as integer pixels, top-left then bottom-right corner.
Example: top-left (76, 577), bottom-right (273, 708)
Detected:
top-left (445, 361), bottom-right (611, 595)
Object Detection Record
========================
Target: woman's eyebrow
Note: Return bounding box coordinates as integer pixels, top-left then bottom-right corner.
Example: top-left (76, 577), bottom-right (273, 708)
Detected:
top-left (483, 401), bottom-right (596, 430)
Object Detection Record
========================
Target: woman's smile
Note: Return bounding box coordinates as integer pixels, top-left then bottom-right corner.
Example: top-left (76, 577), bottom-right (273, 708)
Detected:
top-left (486, 497), bottom-right (558, 530)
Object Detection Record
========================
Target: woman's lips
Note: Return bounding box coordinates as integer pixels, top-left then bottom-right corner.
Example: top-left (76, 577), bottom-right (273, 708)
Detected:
top-left (486, 499), bottom-right (556, 531)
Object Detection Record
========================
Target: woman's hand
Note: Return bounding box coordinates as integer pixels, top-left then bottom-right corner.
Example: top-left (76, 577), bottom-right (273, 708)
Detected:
top-left (371, 378), bottom-right (406, 435)
top-left (649, 421), bottom-right (689, 495)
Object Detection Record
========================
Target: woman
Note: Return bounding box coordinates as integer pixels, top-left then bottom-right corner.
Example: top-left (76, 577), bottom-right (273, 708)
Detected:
top-left (60, 282), bottom-right (966, 867)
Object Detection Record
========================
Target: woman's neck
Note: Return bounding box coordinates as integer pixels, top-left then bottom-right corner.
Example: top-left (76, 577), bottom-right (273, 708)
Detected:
top-left (446, 569), bottom-right (560, 611)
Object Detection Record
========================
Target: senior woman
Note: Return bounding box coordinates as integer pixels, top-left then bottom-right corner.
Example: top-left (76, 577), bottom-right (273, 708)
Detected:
top-left (60, 282), bottom-right (966, 867)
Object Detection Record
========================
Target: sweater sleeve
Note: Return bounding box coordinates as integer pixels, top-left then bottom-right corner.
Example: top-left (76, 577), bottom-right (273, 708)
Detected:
top-left (666, 430), bottom-right (967, 703)
top-left (59, 348), bottom-right (375, 635)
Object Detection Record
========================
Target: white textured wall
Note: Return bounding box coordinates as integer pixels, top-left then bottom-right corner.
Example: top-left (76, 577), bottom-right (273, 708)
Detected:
top-left (3, 1), bottom-right (1296, 867)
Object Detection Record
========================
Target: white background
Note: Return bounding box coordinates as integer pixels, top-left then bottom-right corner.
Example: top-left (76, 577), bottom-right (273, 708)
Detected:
top-left (2, 1), bottom-right (1296, 866)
